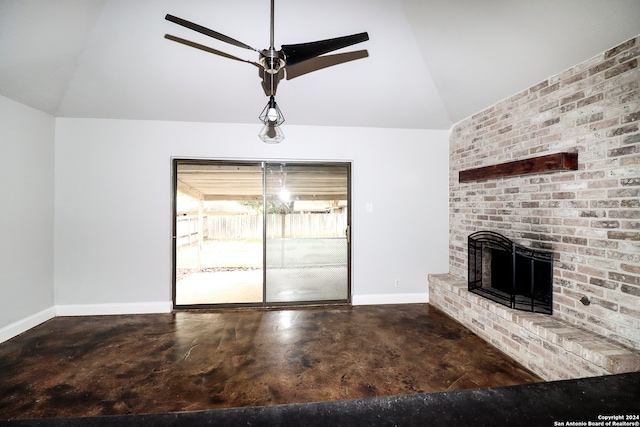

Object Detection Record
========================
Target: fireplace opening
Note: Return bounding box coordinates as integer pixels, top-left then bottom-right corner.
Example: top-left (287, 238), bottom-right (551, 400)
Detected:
top-left (468, 231), bottom-right (553, 314)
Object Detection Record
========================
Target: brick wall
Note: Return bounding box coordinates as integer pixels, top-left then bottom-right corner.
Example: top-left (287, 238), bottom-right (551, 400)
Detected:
top-left (448, 35), bottom-right (640, 350)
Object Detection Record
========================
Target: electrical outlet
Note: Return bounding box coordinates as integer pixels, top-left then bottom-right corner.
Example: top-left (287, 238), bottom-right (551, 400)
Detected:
top-left (394, 279), bottom-right (400, 288)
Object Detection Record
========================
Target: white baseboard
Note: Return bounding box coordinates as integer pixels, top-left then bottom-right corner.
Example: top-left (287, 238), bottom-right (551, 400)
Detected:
top-left (0, 307), bottom-right (56, 344)
top-left (0, 302), bottom-right (172, 344)
top-left (55, 301), bottom-right (173, 316)
top-left (352, 293), bottom-right (429, 306)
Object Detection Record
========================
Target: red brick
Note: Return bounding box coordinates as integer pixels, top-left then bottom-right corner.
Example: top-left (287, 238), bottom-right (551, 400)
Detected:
top-left (576, 93), bottom-right (604, 108)
top-left (605, 38), bottom-right (638, 59)
top-left (589, 58), bottom-right (616, 75)
top-left (605, 59), bottom-right (637, 79)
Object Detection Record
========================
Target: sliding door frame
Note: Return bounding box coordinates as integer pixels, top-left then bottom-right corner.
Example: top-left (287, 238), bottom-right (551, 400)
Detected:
top-left (171, 158), bottom-right (352, 310)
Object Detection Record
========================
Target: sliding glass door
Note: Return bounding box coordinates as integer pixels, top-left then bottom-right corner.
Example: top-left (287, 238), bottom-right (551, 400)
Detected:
top-left (174, 162), bottom-right (264, 305)
top-left (264, 163), bottom-right (350, 303)
top-left (173, 160), bottom-right (350, 308)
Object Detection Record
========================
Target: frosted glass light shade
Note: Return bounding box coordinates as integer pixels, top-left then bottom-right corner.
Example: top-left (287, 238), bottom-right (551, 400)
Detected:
top-left (259, 124), bottom-right (285, 143)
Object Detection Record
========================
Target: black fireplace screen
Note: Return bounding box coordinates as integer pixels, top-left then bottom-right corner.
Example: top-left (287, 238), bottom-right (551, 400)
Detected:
top-left (468, 231), bottom-right (553, 314)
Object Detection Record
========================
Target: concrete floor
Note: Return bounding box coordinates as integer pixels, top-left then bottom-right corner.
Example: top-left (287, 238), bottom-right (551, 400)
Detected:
top-left (176, 270), bottom-right (264, 304)
top-left (0, 304), bottom-right (542, 419)
top-left (176, 266), bottom-right (349, 305)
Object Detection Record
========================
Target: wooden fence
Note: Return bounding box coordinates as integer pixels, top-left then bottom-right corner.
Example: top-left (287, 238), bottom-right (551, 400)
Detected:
top-left (177, 213), bottom-right (347, 246)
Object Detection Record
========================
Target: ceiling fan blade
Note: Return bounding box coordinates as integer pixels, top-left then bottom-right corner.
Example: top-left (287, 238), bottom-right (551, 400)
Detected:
top-left (165, 14), bottom-right (258, 53)
top-left (285, 50), bottom-right (369, 80)
top-left (281, 32), bottom-right (369, 67)
top-left (164, 35), bottom-right (261, 68)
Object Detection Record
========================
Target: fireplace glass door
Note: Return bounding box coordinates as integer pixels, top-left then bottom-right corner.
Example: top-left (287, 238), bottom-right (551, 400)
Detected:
top-left (468, 231), bottom-right (553, 314)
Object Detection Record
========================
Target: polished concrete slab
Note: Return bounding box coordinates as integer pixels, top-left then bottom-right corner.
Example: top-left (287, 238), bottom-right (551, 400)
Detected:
top-left (3, 373), bottom-right (638, 427)
top-left (0, 304), bottom-right (542, 420)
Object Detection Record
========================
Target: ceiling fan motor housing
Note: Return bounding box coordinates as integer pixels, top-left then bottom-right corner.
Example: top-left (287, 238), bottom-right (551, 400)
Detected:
top-left (260, 49), bottom-right (286, 74)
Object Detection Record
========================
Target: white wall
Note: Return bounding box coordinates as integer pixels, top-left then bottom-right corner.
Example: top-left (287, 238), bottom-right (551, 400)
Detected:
top-left (54, 119), bottom-right (450, 312)
top-left (0, 96), bottom-right (55, 341)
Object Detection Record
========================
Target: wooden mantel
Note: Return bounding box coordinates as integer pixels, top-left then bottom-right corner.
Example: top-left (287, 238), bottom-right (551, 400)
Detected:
top-left (459, 152), bottom-right (578, 182)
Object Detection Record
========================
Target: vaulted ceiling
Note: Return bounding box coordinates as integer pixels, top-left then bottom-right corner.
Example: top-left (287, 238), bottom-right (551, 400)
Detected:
top-left (1, 0), bottom-right (638, 130)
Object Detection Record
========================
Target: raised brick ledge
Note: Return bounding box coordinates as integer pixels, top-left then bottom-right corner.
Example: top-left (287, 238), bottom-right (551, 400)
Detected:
top-left (428, 273), bottom-right (640, 380)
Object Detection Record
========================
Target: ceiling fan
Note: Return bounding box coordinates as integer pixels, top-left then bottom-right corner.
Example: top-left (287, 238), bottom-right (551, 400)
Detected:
top-left (165, 0), bottom-right (369, 142)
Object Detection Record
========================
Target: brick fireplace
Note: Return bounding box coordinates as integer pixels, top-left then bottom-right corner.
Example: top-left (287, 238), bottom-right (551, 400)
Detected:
top-left (429, 35), bottom-right (640, 381)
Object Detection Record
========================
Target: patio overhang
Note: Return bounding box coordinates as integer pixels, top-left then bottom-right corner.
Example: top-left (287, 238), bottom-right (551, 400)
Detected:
top-left (176, 163), bottom-right (348, 201)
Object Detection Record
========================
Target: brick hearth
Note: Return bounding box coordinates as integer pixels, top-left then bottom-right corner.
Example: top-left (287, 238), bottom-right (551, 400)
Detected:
top-left (429, 274), bottom-right (640, 381)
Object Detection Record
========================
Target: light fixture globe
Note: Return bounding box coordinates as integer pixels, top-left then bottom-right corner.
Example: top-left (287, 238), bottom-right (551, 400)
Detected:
top-left (258, 95), bottom-right (285, 143)
top-left (259, 123), bottom-right (285, 144)
top-left (259, 96), bottom-right (285, 126)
